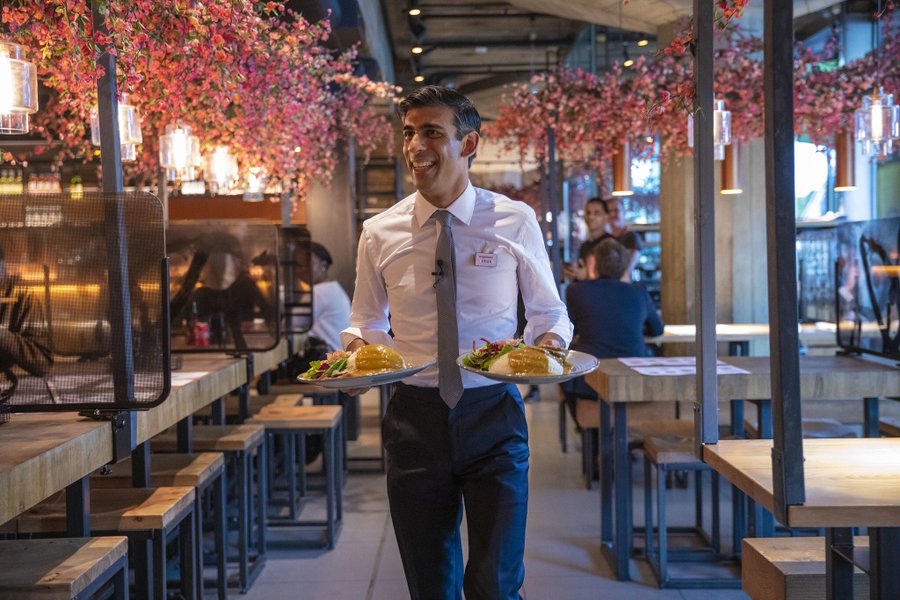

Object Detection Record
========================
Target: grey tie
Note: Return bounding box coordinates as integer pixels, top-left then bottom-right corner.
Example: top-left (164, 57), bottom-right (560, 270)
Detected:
top-left (433, 210), bottom-right (464, 408)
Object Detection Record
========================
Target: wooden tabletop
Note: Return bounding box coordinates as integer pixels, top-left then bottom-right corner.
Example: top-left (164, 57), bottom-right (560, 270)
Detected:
top-left (645, 322), bottom-right (837, 345)
top-left (0, 414), bottom-right (113, 527)
top-left (251, 338), bottom-right (289, 376)
top-left (704, 438), bottom-right (900, 528)
top-left (586, 355), bottom-right (899, 404)
top-left (135, 354), bottom-right (246, 444)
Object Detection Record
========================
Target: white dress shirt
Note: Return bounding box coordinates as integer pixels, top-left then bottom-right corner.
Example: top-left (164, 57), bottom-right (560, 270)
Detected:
top-left (341, 183), bottom-right (573, 388)
top-left (310, 280), bottom-right (352, 352)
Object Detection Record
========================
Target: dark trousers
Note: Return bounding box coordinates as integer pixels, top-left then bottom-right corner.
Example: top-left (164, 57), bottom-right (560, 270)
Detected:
top-left (383, 383), bottom-right (529, 600)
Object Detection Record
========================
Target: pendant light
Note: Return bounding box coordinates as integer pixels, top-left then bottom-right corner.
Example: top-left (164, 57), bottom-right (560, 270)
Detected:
top-left (159, 124), bottom-right (200, 181)
top-left (855, 89), bottom-right (898, 159)
top-left (712, 99), bottom-right (731, 161)
top-left (611, 140), bottom-right (633, 196)
top-left (720, 141), bottom-right (742, 195)
top-left (0, 41), bottom-right (38, 134)
top-left (854, 0), bottom-right (899, 159)
top-left (833, 130), bottom-right (856, 192)
top-left (90, 93), bottom-right (143, 162)
top-left (687, 100), bottom-right (731, 161)
top-left (243, 167), bottom-right (266, 202)
top-left (206, 145), bottom-right (239, 195)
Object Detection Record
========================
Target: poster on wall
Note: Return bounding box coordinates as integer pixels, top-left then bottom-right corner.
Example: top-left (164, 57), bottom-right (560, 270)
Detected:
top-left (836, 217), bottom-right (899, 359)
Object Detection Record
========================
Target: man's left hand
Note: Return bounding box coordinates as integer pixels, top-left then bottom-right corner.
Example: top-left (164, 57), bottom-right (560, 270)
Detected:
top-left (535, 332), bottom-right (565, 348)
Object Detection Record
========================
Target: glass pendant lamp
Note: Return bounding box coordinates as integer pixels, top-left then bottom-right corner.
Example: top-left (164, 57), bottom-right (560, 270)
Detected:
top-left (0, 41), bottom-right (38, 134)
top-left (206, 145), bottom-right (239, 194)
top-left (159, 124), bottom-right (200, 180)
top-left (243, 167), bottom-right (266, 202)
top-left (686, 99), bottom-right (731, 160)
top-left (90, 93), bottom-right (143, 162)
top-left (855, 89), bottom-right (897, 159)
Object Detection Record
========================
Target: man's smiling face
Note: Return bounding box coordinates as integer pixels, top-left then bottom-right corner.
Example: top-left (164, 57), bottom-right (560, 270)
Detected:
top-left (402, 104), bottom-right (478, 208)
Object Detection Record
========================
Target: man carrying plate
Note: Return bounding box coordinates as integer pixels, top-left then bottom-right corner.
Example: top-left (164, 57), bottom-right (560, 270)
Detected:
top-left (341, 85), bottom-right (573, 600)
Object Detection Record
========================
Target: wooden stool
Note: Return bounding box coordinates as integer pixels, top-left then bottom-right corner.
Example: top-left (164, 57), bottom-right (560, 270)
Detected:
top-left (742, 536), bottom-right (869, 600)
top-left (152, 426), bottom-right (266, 593)
top-left (224, 394), bottom-right (301, 419)
top-left (91, 454), bottom-right (227, 600)
top-left (643, 435), bottom-right (738, 589)
top-left (16, 487), bottom-right (196, 600)
top-left (0, 537), bottom-right (129, 599)
top-left (247, 405), bottom-right (343, 549)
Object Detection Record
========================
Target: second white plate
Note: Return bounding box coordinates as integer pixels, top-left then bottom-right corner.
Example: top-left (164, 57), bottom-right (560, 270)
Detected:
top-left (456, 350), bottom-right (599, 385)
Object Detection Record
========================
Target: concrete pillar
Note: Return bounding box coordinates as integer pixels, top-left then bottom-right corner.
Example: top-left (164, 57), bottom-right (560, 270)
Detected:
top-left (305, 155), bottom-right (357, 296)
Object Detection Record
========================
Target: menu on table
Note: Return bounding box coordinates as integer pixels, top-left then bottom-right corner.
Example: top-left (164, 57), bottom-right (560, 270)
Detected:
top-left (618, 357), bottom-right (751, 376)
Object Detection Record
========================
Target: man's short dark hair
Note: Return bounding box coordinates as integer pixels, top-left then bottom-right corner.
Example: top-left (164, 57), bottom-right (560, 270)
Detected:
top-left (310, 242), bottom-right (332, 267)
top-left (398, 86), bottom-right (481, 166)
top-left (585, 197), bottom-right (605, 209)
top-left (592, 238), bottom-right (628, 280)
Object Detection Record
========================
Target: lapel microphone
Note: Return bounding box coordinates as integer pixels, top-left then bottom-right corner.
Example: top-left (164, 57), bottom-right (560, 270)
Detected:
top-left (432, 259), bottom-right (445, 288)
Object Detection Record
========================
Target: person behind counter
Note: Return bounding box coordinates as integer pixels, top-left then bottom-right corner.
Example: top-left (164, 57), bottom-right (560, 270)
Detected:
top-left (341, 85), bottom-right (572, 600)
top-left (562, 237), bottom-right (663, 425)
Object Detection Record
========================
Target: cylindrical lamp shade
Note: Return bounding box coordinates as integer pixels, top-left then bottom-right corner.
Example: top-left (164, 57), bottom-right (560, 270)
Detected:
top-left (159, 124), bottom-right (200, 175)
top-left (834, 131), bottom-right (856, 192)
top-left (90, 94), bottom-right (143, 161)
top-left (855, 90), bottom-right (896, 158)
top-left (0, 112), bottom-right (28, 135)
top-left (243, 167), bottom-right (266, 202)
top-left (720, 141), bottom-right (742, 195)
top-left (0, 41), bottom-right (38, 134)
top-left (713, 99), bottom-right (731, 161)
top-left (611, 141), bottom-right (633, 196)
top-left (206, 146), bottom-right (240, 194)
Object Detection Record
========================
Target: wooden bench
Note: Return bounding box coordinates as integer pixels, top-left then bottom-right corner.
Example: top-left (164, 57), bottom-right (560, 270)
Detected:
top-left (15, 487), bottom-right (196, 600)
top-left (744, 416), bottom-right (858, 439)
top-left (742, 536), bottom-right (870, 600)
top-left (574, 397), bottom-right (693, 489)
top-left (152, 425), bottom-right (266, 593)
top-left (247, 405), bottom-right (343, 549)
top-left (0, 537), bottom-right (128, 599)
top-left (91, 453), bottom-right (227, 600)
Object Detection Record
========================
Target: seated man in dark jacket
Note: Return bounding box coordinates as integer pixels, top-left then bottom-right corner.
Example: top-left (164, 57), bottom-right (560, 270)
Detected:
top-left (562, 237), bottom-right (664, 423)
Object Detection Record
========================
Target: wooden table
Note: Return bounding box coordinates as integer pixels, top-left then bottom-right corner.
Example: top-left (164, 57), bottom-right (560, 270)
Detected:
top-left (136, 355), bottom-right (246, 445)
top-left (705, 438), bottom-right (900, 598)
top-left (252, 338), bottom-right (289, 378)
top-left (585, 355), bottom-right (900, 581)
top-left (0, 414), bottom-right (112, 527)
top-left (645, 322), bottom-right (837, 354)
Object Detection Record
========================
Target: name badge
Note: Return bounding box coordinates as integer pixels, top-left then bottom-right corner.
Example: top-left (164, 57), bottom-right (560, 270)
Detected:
top-left (475, 252), bottom-right (497, 267)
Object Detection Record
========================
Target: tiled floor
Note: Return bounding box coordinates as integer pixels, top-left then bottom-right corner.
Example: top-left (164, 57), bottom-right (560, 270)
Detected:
top-left (234, 386), bottom-right (749, 599)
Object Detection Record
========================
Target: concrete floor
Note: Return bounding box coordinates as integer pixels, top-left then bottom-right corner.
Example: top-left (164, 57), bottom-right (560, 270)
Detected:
top-left (231, 386), bottom-right (750, 600)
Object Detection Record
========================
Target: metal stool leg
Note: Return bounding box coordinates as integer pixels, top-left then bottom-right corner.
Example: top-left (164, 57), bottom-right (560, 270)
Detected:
top-left (214, 471), bottom-right (227, 600)
top-left (643, 455), bottom-right (654, 560)
top-left (238, 450), bottom-right (250, 592)
top-left (657, 463), bottom-right (668, 587)
top-left (152, 529), bottom-right (166, 600)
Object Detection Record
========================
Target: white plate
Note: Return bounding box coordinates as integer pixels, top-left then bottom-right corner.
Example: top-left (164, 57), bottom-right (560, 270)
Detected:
top-left (296, 360), bottom-right (435, 389)
top-left (457, 349), bottom-right (599, 385)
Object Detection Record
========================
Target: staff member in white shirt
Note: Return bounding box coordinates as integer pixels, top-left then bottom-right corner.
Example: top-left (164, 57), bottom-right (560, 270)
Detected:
top-left (341, 86), bottom-right (572, 600)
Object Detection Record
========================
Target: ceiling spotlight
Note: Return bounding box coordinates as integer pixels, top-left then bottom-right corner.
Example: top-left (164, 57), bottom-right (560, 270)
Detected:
top-left (408, 8), bottom-right (421, 16)
top-left (414, 74), bottom-right (425, 82)
top-left (623, 46), bottom-right (633, 68)
top-left (623, 58), bottom-right (634, 67)
top-left (411, 46), bottom-right (424, 54)
top-left (637, 39), bottom-right (649, 47)
top-left (645, 135), bottom-right (654, 144)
